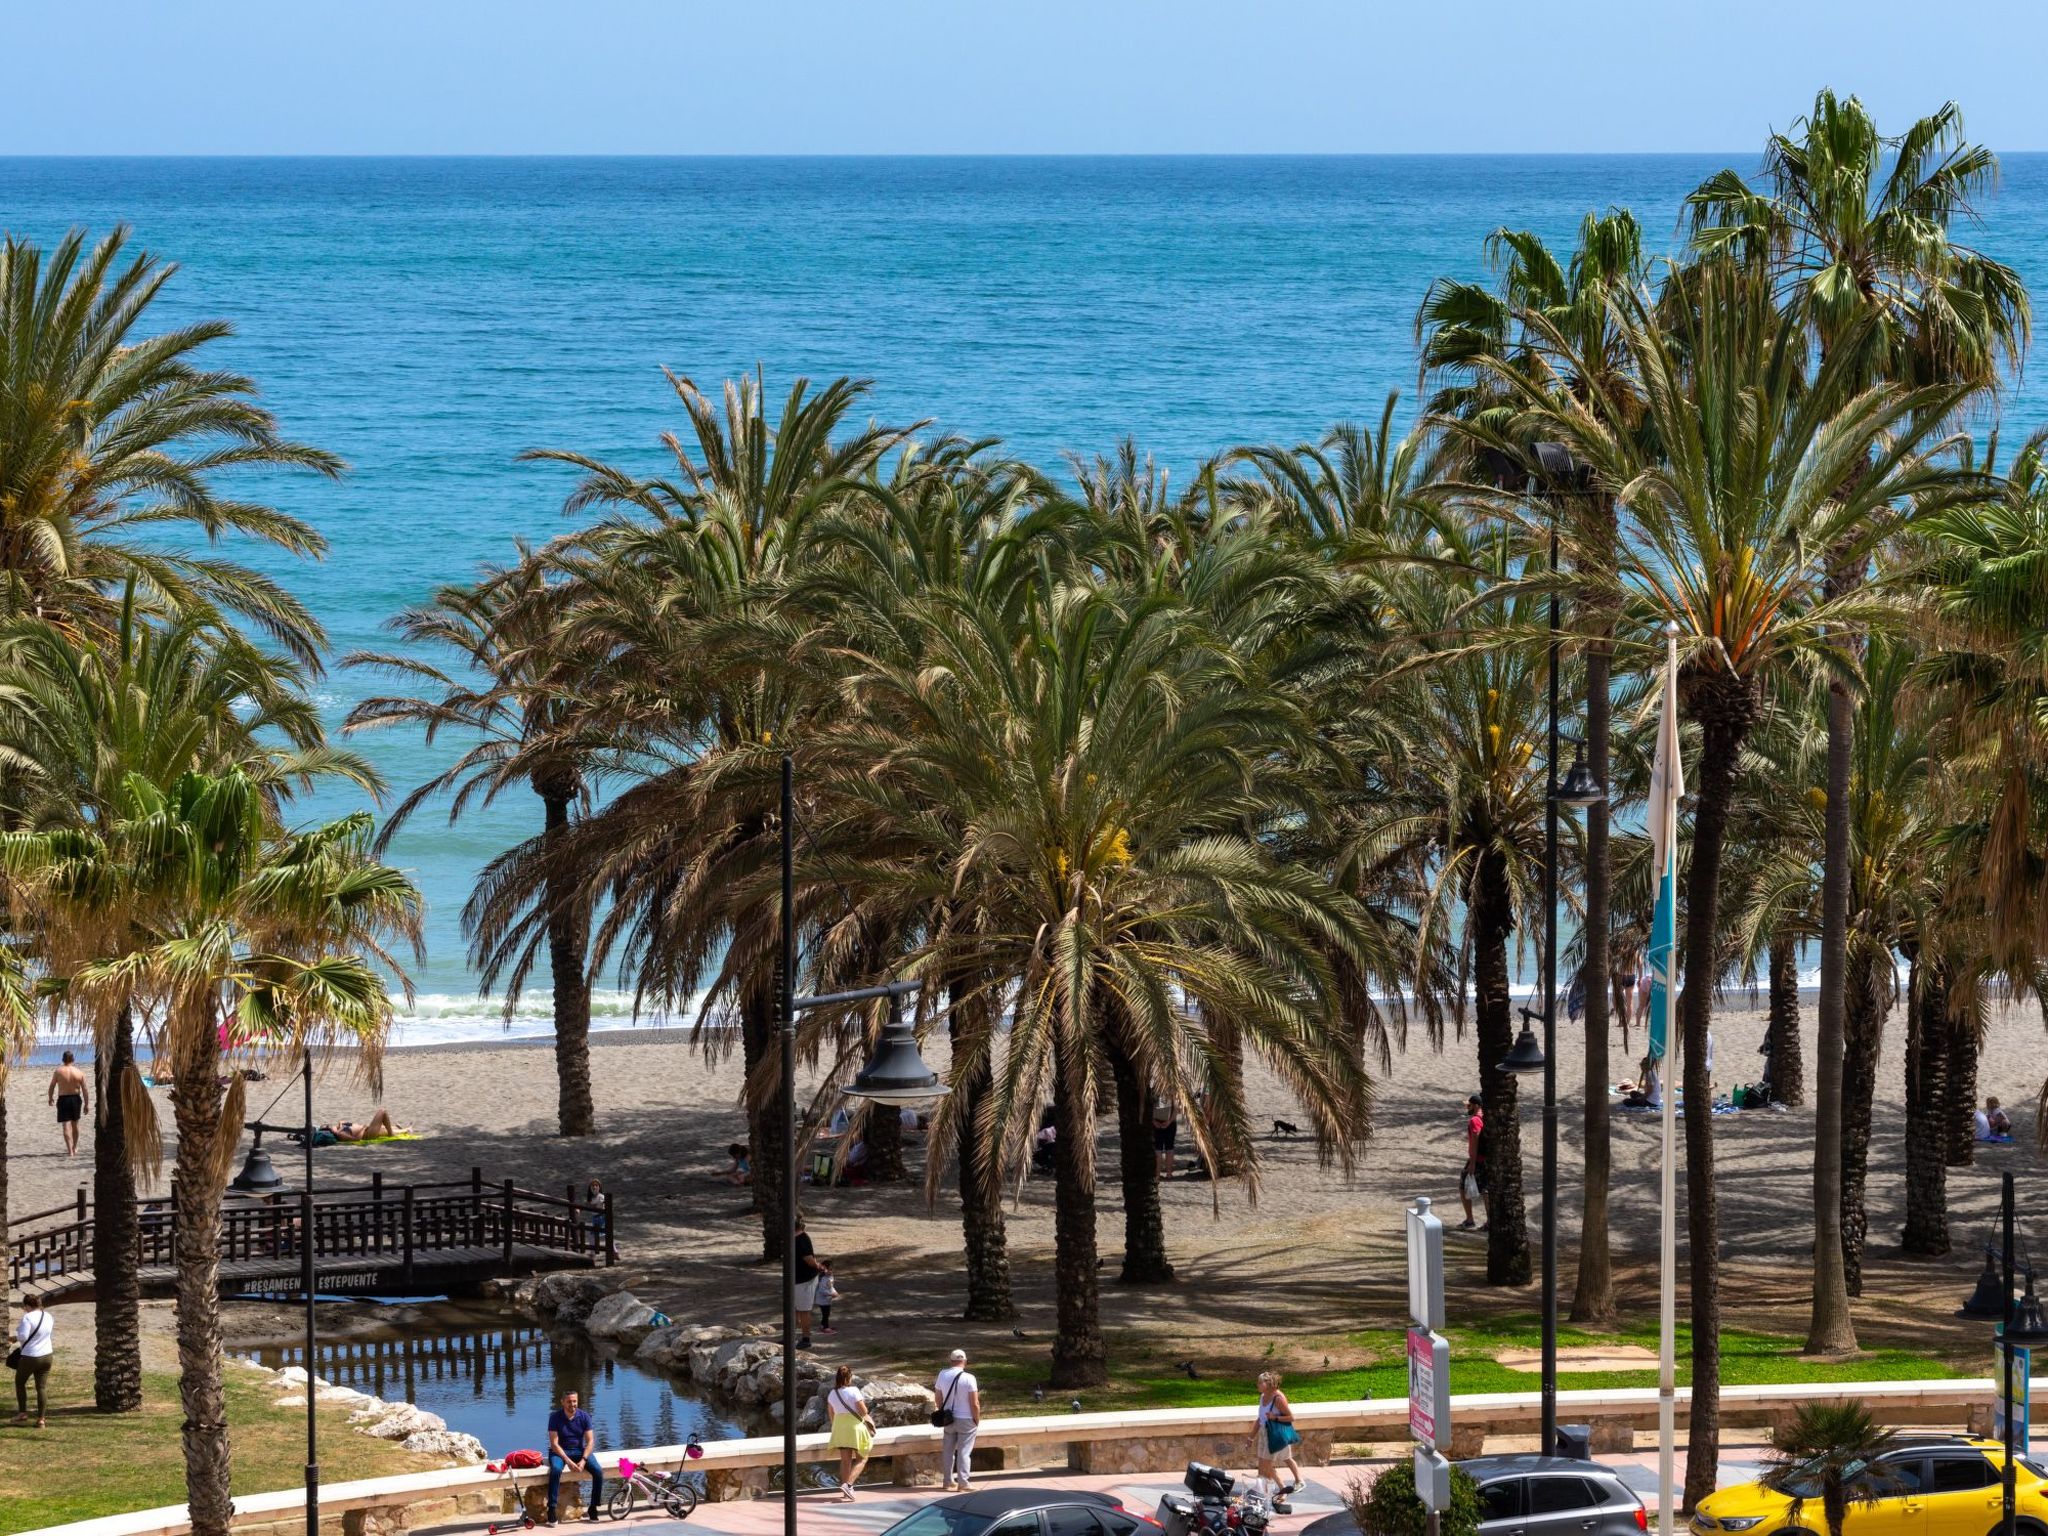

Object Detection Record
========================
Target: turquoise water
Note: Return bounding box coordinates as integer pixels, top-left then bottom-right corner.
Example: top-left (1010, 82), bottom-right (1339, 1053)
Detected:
top-left (5, 155), bottom-right (2046, 1041)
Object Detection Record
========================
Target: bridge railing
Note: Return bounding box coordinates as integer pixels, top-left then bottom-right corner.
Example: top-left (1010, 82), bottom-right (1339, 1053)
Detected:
top-left (6, 1171), bottom-right (612, 1295)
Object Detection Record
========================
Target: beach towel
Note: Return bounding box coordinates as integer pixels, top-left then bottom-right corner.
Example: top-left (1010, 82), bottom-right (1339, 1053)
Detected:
top-left (332, 1131), bottom-right (422, 1146)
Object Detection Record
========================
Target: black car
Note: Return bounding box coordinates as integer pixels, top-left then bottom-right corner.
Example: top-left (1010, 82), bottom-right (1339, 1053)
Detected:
top-left (1460, 1455), bottom-right (1649, 1536)
top-left (878, 1487), bottom-right (1163, 1536)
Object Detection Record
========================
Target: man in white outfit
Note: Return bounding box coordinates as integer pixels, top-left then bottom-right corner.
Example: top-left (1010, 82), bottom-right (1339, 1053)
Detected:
top-left (933, 1348), bottom-right (981, 1492)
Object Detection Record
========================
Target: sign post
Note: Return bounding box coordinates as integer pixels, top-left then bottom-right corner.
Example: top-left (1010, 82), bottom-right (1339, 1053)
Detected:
top-left (1408, 1198), bottom-right (1452, 1536)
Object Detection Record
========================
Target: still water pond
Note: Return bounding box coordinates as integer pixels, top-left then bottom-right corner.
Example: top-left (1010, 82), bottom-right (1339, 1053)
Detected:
top-left (238, 1299), bottom-right (745, 1455)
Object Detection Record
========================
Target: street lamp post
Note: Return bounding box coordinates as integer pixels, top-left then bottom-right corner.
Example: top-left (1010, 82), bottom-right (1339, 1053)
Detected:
top-left (1499, 445), bottom-right (1604, 1455)
top-left (779, 753), bottom-right (947, 1536)
top-left (1958, 1172), bottom-right (2048, 1536)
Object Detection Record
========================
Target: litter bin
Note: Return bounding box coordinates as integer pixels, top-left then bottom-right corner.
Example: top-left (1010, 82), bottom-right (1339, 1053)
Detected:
top-left (1553, 1424), bottom-right (1592, 1460)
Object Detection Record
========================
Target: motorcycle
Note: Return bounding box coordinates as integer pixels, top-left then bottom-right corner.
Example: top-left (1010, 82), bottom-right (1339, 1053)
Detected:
top-left (1153, 1462), bottom-right (1276, 1536)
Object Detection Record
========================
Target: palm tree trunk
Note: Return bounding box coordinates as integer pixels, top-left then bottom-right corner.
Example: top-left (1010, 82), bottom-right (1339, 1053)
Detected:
top-left (864, 1100), bottom-right (906, 1182)
top-left (541, 786), bottom-right (595, 1138)
top-left (743, 981), bottom-right (787, 1265)
top-left (1807, 676), bottom-right (1859, 1354)
top-left (174, 1018), bottom-right (234, 1536)
top-left (1571, 614), bottom-right (1616, 1326)
top-left (95, 1005), bottom-right (144, 1412)
top-left (1901, 951), bottom-right (1951, 1257)
top-left (1, 1067), bottom-right (10, 1344)
top-left (1108, 1037), bottom-right (1173, 1284)
top-left (1767, 936), bottom-right (1805, 1107)
top-left (1473, 847), bottom-right (1530, 1287)
top-left (1049, 1025), bottom-right (1106, 1387)
top-left (1677, 679), bottom-right (1748, 1509)
top-left (1945, 1013), bottom-right (1979, 1168)
top-left (949, 981), bottom-right (1013, 1322)
top-left (1838, 947), bottom-right (1888, 1295)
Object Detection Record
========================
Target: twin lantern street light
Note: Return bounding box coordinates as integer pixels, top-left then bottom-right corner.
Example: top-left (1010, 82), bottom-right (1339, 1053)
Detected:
top-left (779, 753), bottom-right (947, 1536)
top-left (1956, 1171), bottom-right (2048, 1536)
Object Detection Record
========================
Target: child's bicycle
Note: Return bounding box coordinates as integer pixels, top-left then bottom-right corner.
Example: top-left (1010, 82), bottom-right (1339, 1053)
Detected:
top-left (606, 1455), bottom-right (700, 1522)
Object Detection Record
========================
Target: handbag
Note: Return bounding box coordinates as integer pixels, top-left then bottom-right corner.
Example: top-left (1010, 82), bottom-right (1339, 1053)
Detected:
top-left (3, 1349), bottom-right (17, 1371)
top-left (930, 1371), bottom-right (959, 1429)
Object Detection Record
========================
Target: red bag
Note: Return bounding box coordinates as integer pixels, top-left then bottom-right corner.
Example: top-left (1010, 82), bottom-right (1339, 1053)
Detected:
top-left (489, 1449), bottom-right (545, 1472)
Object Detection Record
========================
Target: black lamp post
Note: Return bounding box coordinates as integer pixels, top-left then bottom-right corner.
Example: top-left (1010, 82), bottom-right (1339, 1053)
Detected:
top-left (779, 753), bottom-right (946, 1536)
top-left (1959, 1172), bottom-right (2048, 1536)
top-left (1496, 443), bottom-right (1604, 1455)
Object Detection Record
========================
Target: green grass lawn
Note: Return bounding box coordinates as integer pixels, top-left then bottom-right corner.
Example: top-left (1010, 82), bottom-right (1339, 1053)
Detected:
top-left (0, 1355), bottom-right (439, 1534)
top-left (972, 1313), bottom-right (1970, 1415)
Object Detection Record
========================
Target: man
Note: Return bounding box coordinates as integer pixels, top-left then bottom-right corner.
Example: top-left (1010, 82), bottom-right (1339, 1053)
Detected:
top-left (1457, 1094), bottom-right (1485, 1231)
top-left (1151, 1090), bottom-right (1177, 1178)
top-left (793, 1215), bottom-right (823, 1349)
top-left (545, 1388), bottom-right (602, 1524)
top-left (48, 1051), bottom-right (89, 1159)
top-left (933, 1347), bottom-right (982, 1492)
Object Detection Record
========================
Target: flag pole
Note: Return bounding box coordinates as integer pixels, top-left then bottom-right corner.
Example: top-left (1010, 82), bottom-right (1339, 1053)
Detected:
top-left (1657, 619), bottom-right (1680, 1536)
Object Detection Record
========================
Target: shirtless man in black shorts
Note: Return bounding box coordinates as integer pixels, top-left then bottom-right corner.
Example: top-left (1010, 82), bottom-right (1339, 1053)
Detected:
top-left (48, 1051), bottom-right (88, 1159)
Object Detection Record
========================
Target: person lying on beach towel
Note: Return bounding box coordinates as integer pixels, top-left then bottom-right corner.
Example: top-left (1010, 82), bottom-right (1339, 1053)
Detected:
top-left (290, 1109), bottom-right (413, 1146)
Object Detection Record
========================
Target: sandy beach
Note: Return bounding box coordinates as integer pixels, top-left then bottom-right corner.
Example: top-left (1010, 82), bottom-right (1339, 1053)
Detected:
top-left (10, 995), bottom-right (2045, 1391)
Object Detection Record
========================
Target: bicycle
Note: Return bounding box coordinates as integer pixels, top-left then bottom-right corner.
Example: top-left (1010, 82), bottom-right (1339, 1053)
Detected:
top-left (606, 1456), bottom-right (700, 1522)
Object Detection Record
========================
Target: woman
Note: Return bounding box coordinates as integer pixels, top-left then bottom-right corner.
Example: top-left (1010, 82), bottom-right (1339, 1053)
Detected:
top-left (11, 1300), bottom-right (53, 1427)
top-left (825, 1364), bottom-right (875, 1500)
top-left (1249, 1370), bottom-right (1302, 1510)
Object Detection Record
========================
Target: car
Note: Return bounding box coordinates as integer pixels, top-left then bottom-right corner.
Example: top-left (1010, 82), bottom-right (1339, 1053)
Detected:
top-left (877, 1487), bottom-right (1165, 1536)
top-left (1691, 1435), bottom-right (2048, 1536)
top-left (1461, 1454), bottom-right (1649, 1536)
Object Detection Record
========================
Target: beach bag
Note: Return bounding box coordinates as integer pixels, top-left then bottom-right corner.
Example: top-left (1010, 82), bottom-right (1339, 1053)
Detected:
top-left (1266, 1418), bottom-right (1301, 1453)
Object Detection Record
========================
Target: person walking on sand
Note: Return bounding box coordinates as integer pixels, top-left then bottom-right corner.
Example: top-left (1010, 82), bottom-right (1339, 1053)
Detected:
top-left (1151, 1089), bottom-right (1178, 1179)
top-left (825, 1364), bottom-right (876, 1500)
top-left (48, 1051), bottom-right (88, 1159)
top-left (933, 1348), bottom-right (982, 1492)
top-left (11, 1302), bottom-right (53, 1427)
top-left (1457, 1094), bottom-right (1485, 1230)
top-left (792, 1216), bottom-right (824, 1349)
top-left (545, 1388), bottom-right (603, 1523)
top-left (1249, 1370), bottom-right (1302, 1511)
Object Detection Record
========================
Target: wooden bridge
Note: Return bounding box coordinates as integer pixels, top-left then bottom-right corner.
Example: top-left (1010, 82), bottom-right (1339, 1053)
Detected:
top-left (7, 1171), bottom-right (613, 1306)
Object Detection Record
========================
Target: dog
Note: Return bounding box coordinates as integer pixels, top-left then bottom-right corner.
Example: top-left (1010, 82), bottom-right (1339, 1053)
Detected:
top-left (1272, 1118), bottom-right (1300, 1137)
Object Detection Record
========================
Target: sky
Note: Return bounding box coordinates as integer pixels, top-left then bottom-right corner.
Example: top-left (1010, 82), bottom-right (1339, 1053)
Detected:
top-left (7, 0), bottom-right (2046, 156)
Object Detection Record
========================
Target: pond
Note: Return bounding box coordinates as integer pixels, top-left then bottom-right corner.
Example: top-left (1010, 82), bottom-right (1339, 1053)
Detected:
top-left (236, 1298), bottom-right (746, 1456)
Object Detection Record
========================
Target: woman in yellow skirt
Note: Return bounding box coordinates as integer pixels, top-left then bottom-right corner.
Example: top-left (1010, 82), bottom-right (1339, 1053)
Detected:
top-left (825, 1364), bottom-right (876, 1500)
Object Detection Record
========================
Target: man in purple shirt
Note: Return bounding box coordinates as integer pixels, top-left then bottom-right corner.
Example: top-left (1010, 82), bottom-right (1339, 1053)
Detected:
top-left (545, 1389), bottom-right (602, 1523)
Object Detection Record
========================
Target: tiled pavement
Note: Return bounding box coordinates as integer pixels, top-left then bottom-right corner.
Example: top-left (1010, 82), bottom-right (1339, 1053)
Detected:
top-left (428, 1441), bottom-right (1778, 1536)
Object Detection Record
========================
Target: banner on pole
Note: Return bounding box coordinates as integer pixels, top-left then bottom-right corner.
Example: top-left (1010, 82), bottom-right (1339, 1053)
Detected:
top-left (1647, 632), bottom-right (1684, 1062)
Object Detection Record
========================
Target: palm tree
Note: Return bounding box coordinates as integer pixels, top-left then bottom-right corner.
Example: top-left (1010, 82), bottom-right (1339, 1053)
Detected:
top-left (1687, 89), bottom-right (2029, 1355)
top-left (346, 557), bottom-right (600, 1135)
top-left (1418, 211), bottom-right (1649, 1322)
top-left (1759, 1400), bottom-right (1901, 1536)
top-left (0, 229), bottom-right (341, 659)
top-left (1505, 262), bottom-right (1985, 1502)
top-left (468, 373), bottom-right (914, 1261)
top-left (17, 773), bottom-right (417, 1536)
top-left (0, 595), bottom-right (376, 1410)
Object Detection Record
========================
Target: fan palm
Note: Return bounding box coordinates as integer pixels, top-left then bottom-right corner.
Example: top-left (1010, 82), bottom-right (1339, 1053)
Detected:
top-left (346, 556), bottom-right (601, 1135)
top-left (1687, 89), bottom-right (2029, 1354)
top-left (1759, 1400), bottom-right (1901, 1536)
top-left (0, 229), bottom-right (340, 659)
top-left (1501, 261), bottom-right (1985, 1501)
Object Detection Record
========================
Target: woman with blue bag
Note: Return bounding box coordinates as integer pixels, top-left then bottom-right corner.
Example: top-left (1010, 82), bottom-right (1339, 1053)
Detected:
top-left (1249, 1370), bottom-right (1303, 1511)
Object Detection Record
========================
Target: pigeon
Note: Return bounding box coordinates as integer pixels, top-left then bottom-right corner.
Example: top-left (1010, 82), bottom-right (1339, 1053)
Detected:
top-left (1178, 1362), bottom-right (1200, 1380)
top-left (1323, 1355), bottom-right (1331, 1368)
top-left (1012, 1328), bottom-right (1029, 1340)
top-left (1070, 1398), bottom-right (1084, 1413)
top-left (1031, 1386), bottom-right (1046, 1403)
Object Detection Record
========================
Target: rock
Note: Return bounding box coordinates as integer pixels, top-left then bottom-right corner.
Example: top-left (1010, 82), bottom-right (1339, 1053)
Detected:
top-left (861, 1374), bottom-right (938, 1429)
top-left (638, 1322), bottom-right (741, 1375)
top-left (274, 1393), bottom-right (308, 1409)
top-left (523, 1269), bottom-right (628, 1326)
top-left (316, 1386), bottom-right (373, 1406)
top-left (354, 1402), bottom-right (448, 1440)
top-left (586, 1291), bottom-right (663, 1347)
top-left (401, 1428), bottom-right (488, 1464)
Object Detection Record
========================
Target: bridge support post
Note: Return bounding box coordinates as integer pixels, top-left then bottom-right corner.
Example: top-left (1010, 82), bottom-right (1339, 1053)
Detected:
top-left (471, 1167), bottom-right (483, 1247)
top-left (502, 1180), bottom-right (515, 1271)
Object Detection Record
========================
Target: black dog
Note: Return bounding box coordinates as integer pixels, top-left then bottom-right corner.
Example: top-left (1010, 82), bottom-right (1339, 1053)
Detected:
top-left (1272, 1118), bottom-right (1300, 1137)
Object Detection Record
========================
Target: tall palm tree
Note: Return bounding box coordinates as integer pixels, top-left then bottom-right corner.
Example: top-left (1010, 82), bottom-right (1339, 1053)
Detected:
top-left (468, 373), bottom-right (914, 1262)
top-left (1506, 262), bottom-right (1984, 1502)
top-left (0, 595), bottom-right (376, 1410)
top-left (12, 773), bottom-right (417, 1536)
top-left (346, 557), bottom-right (600, 1135)
top-left (1687, 90), bottom-right (2029, 1354)
top-left (1418, 211), bottom-right (1649, 1322)
top-left (0, 229), bottom-right (341, 659)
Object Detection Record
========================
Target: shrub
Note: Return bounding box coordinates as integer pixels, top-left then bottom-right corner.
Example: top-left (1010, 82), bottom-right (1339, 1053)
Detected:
top-left (1346, 1458), bottom-right (1483, 1536)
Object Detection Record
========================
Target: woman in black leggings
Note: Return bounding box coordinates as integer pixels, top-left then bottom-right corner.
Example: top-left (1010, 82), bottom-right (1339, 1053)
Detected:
top-left (12, 1303), bottom-right (53, 1427)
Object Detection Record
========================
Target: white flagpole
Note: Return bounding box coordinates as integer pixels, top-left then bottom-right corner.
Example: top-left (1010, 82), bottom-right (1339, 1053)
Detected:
top-left (1658, 620), bottom-right (1679, 1536)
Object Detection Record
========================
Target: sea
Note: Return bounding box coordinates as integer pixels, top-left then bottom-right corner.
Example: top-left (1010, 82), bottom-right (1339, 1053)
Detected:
top-left (4, 155), bottom-right (2045, 1048)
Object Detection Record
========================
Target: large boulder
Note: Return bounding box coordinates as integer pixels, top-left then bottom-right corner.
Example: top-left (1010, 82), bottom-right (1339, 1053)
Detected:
top-left (523, 1269), bottom-right (627, 1326)
top-left (636, 1322), bottom-right (734, 1375)
top-left (352, 1402), bottom-right (448, 1440)
top-left (861, 1374), bottom-right (938, 1429)
top-left (402, 1428), bottom-right (488, 1464)
top-left (585, 1291), bottom-right (663, 1347)
top-left (714, 1339), bottom-right (784, 1399)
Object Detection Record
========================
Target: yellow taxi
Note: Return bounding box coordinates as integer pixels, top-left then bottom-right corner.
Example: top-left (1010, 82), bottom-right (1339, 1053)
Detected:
top-left (1690, 1437), bottom-right (2048, 1536)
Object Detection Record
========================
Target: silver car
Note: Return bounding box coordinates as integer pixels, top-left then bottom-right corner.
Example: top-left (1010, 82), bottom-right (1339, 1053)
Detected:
top-left (1462, 1455), bottom-right (1649, 1536)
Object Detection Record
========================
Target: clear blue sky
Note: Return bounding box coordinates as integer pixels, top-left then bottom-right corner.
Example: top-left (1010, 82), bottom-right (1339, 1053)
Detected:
top-left (8, 0), bottom-right (2046, 155)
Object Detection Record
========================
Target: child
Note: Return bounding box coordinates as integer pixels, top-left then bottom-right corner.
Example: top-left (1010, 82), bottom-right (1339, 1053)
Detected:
top-left (815, 1260), bottom-right (839, 1335)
